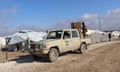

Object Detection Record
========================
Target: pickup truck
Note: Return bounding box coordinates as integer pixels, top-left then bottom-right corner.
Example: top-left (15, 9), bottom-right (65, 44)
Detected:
top-left (29, 29), bottom-right (91, 62)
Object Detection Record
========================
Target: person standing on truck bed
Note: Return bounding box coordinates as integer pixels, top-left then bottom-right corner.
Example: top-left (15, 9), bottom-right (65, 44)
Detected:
top-left (82, 22), bottom-right (87, 38)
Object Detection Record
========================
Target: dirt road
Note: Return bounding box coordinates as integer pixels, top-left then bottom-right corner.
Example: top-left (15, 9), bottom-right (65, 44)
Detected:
top-left (0, 41), bottom-right (120, 72)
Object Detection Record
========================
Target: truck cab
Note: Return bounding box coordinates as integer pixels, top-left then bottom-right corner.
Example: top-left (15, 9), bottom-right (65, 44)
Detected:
top-left (29, 29), bottom-right (91, 62)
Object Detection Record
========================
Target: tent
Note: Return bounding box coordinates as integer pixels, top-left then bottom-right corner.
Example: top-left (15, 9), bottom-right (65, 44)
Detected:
top-left (0, 37), bottom-right (6, 48)
top-left (6, 30), bottom-right (47, 45)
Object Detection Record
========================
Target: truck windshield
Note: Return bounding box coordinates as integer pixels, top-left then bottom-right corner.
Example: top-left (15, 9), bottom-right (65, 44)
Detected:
top-left (47, 31), bottom-right (62, 39)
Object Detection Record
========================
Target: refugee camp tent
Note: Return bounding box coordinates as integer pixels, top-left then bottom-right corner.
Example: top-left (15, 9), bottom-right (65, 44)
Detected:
top-left (0, 37), bottom-right (6, 48)
top-left (86, 29), bottom-right (96, 35)
top-left (87, 30), bottom-right (108, 43)
top-left (7, 30), bottom-right (47, 45)
top-left (111, 31), bottom-right (120, 39)
top-left (112, 31), bottom-right (120, 37)
top-left (5, 30), bottom-right (47, 51)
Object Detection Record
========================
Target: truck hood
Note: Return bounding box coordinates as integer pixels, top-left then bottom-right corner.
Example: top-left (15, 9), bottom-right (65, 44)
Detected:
top-left (40, 39), bottom-right (60, 44)
top-left (45, 39), bottom-right (60, 43)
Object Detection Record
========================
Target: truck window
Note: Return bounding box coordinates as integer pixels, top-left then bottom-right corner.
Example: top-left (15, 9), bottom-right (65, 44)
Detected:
top-left (47, 31), bottom-right (62, 39)
top-left (72, 31), bottom-right (78, 38)
top-left (63, 31), bottom-right (71, 39)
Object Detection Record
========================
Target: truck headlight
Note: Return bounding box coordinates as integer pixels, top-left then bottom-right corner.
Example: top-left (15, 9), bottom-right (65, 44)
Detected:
top-left (40, 44), bottom-right (46, 48)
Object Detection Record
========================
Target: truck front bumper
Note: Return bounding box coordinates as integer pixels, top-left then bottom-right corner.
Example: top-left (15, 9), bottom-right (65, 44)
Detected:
top-left (29, 48), bottom-right (49, 56)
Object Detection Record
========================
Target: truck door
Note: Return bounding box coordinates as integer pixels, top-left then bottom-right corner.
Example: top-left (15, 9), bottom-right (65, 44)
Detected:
top-left (71, 30), bottom-right (80, 50)
top-left (61, 30), bottom-right (72, 52)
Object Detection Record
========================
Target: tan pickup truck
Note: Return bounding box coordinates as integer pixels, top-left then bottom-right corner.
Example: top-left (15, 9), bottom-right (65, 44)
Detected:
top-left (29, 29), bottom-right (91, 62)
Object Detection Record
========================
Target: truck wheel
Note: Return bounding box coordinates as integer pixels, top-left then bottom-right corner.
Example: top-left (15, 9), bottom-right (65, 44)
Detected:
top-left (48, 48), bottom-right (59, 62)
top-left (80, 43), bottom-right (87, 54)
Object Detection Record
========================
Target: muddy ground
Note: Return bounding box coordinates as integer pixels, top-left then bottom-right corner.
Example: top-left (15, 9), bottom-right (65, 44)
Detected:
top-left (0, 40), bottom-right (120, 72)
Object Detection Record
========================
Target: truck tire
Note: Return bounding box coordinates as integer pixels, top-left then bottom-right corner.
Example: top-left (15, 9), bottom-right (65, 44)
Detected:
top-left (79, 43), bottom-right (87, 54)
top-left (48, 48), bottom-right (59, 62)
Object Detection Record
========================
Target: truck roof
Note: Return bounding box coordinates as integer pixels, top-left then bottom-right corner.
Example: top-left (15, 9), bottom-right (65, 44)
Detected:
top-left (48, 29), bottom-right (78, 32)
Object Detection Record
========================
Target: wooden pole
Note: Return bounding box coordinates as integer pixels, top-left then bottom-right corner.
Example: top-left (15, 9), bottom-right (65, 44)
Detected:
top-left (0, 44), bottom-right (3, 62)
top-left (5, 46), bottom-right (8, 62)
top-left (6, 39), bottom-right (8, 62)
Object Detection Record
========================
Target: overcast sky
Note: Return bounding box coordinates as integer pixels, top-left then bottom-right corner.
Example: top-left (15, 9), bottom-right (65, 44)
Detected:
top-left (0, 0), bottom-right (120, 36)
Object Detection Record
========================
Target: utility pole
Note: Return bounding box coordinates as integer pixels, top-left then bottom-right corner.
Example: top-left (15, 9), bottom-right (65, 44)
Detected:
top-left (98, 17), bottom-right (101, 31)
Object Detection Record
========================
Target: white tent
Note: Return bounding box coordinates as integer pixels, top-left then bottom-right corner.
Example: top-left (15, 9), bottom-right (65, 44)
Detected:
top-left (7, 30), bottom-right (47, 45)
top-left (86, 29), bottom-right (96, 35)
top-left (86, 29), bottom-right (103, 35)
top-left (86, 29), bottom-right (106, 35)
top-left (112, 31), bottom-right (120, 37)
top-left (0, 37), bottom-right (6, 48)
